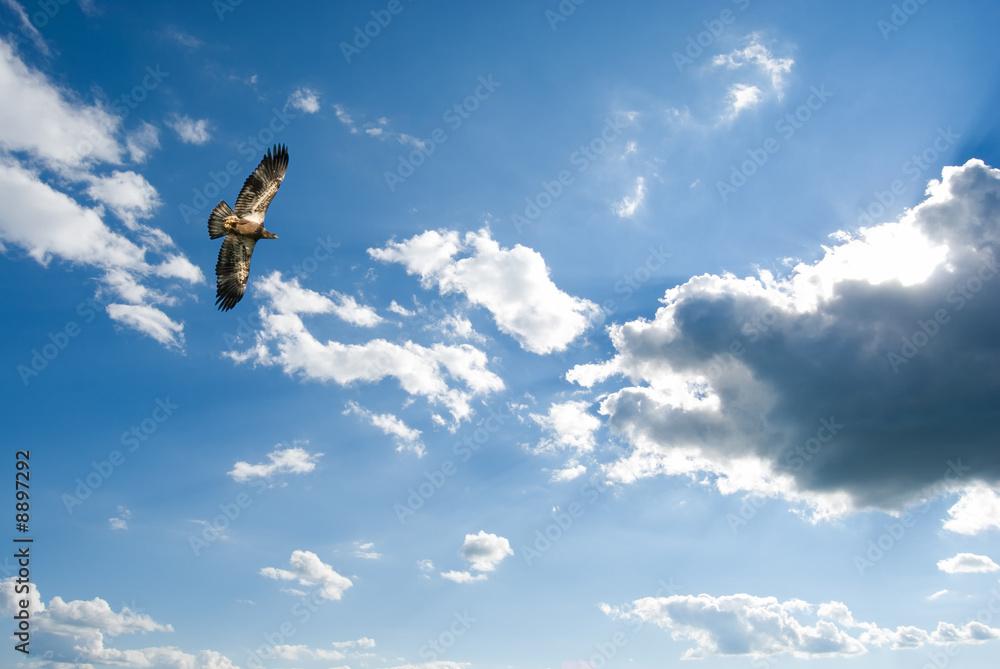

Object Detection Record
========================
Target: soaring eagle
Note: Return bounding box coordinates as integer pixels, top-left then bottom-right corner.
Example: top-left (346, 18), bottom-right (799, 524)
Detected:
top-left (208, 144), bottom-right (288, 311)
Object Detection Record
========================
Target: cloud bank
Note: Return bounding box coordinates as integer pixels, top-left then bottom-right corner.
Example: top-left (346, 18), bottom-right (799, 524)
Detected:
top-left (571, 159), bottom-right (1000, 517)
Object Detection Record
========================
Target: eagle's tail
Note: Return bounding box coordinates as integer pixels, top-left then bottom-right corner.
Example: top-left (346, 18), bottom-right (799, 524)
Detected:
top-left (208, 201), bottom-right (235, 239)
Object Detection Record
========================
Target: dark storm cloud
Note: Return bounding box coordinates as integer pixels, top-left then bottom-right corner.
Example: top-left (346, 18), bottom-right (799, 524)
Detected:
top-left (571, 159), bottom-right (1000, 512)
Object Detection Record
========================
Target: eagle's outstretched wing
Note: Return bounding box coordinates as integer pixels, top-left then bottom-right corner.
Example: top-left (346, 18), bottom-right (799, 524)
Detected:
top-left (215, 235), bottom-right (257, 311)
top-left (233, 143), bottom-right (288, 223)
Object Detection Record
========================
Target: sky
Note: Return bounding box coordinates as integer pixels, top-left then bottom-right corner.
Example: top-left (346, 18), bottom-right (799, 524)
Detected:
top-left (2, 1), bottom-right (1000, 668)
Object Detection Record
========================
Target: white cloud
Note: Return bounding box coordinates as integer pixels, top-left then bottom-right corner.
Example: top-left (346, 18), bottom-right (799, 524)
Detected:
top-left (2, 0), bottom-right (49, 54)
top-left (190, 518), bottom-right (230, 542)
top-left (370, 227), bottom-right (601, 354)
top-left (937, 553), bottom-right (1000, 574)
top-left (0, 579), bottom-right (238, 668)
top-left (254, 272), bottom-right (338, 314)
top-left (333, 103), bottom-right (359, 133)
top-left (605, 592), bottom-right (1000, 660)
top-left (612, 176), bottom-right (646, 218)
top-left (269, 644), bottom-right (346, 661)
top-left (125, 122), bottom-right (161, 163)
top-left (165, 113), bottom-right (211, 144)
top-left (228, 444), bottom-right (323, 482)
top-left (0, 40), bottom-right (202, 348)
top-left (371, 229), bottom-right (463, 280)
top-left (944, 484), bottom-right (1000, 535)
top-left (85, 170), bottom-right (161, 228)
top-left (332, 637), bottom-right (376, 650)
top-left (42, 595), bottom-right (169, 636)
top-left (440, 532), bottom-right (512, 583)
top-left (286, 87), bottom-right (321, 114)
top-left (440, 570), bottom-right (488, 583)
top-left (459, 530), bottom-right (512, 572)
top-left (383, 663), bottom-right (470, 669)
top-left (261, 550), bottom-right (353, 601)
top-left (344, 401), bottom-right (425, 457)
top-left (331, 290), bottom-right (384, 326)
top-left (102, 267), bottom-right (170, 305)
top-left (228, 273), bottom-right (504, 425)
top-left (332, 104), bottom-right (429, 150)
top-left (161, 27), bottom-right (202, 49)
top-left (389, 300), bottom-right (415, 316)
top-left (434, 312), bottom-right (486, 343)
top-left (353, 541), bottom-right (382, 560)
top-left (254, 272), bottom-right (382, 326)
top-left (108, 505), bottom-right (131, 530)
top-left (0, 39), bottom-right (120, 167)
top-left (360, 116), bottom-right (426, 149)
top-left (107, 303), bottom-right (186, 349)
top-left (0, 159), bottom-right (145, 268)
top-left (713, 34), bottom-right (794, 98)
top-left (725, 83), bottom-right (764, 118)
top-left (568, 159), bottom-right (1000, 516)
top-left (548, 462), bottom-right (587, 482)
top-left (529, 400), bottom-right (601, 456)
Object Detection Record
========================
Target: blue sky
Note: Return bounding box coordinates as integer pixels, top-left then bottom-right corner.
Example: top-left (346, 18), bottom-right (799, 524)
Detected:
top-left (2, 1), bottom-right (1000, 668)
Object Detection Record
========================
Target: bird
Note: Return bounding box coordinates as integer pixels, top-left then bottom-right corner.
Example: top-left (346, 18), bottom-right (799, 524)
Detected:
top-left (208, 143), bottom-right (288, 311)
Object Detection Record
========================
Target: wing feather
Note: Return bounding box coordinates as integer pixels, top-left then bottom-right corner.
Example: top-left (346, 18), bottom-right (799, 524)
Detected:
top-left (233, 144), bottom-right (288, 223)
top-left (215, 235), bottom-right (257, 311)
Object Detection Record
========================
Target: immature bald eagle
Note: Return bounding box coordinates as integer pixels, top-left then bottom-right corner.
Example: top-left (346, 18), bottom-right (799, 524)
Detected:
top-left (208, 144), bottom-right (288, 311)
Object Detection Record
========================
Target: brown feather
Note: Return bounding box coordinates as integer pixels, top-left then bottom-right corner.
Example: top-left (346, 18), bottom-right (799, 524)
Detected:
top-left (215, 235), bottom-right (257, 312)
top-left (209, 144), bottom-right (288, 311)
top-left (233, 144), bottom-right (288, 224)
